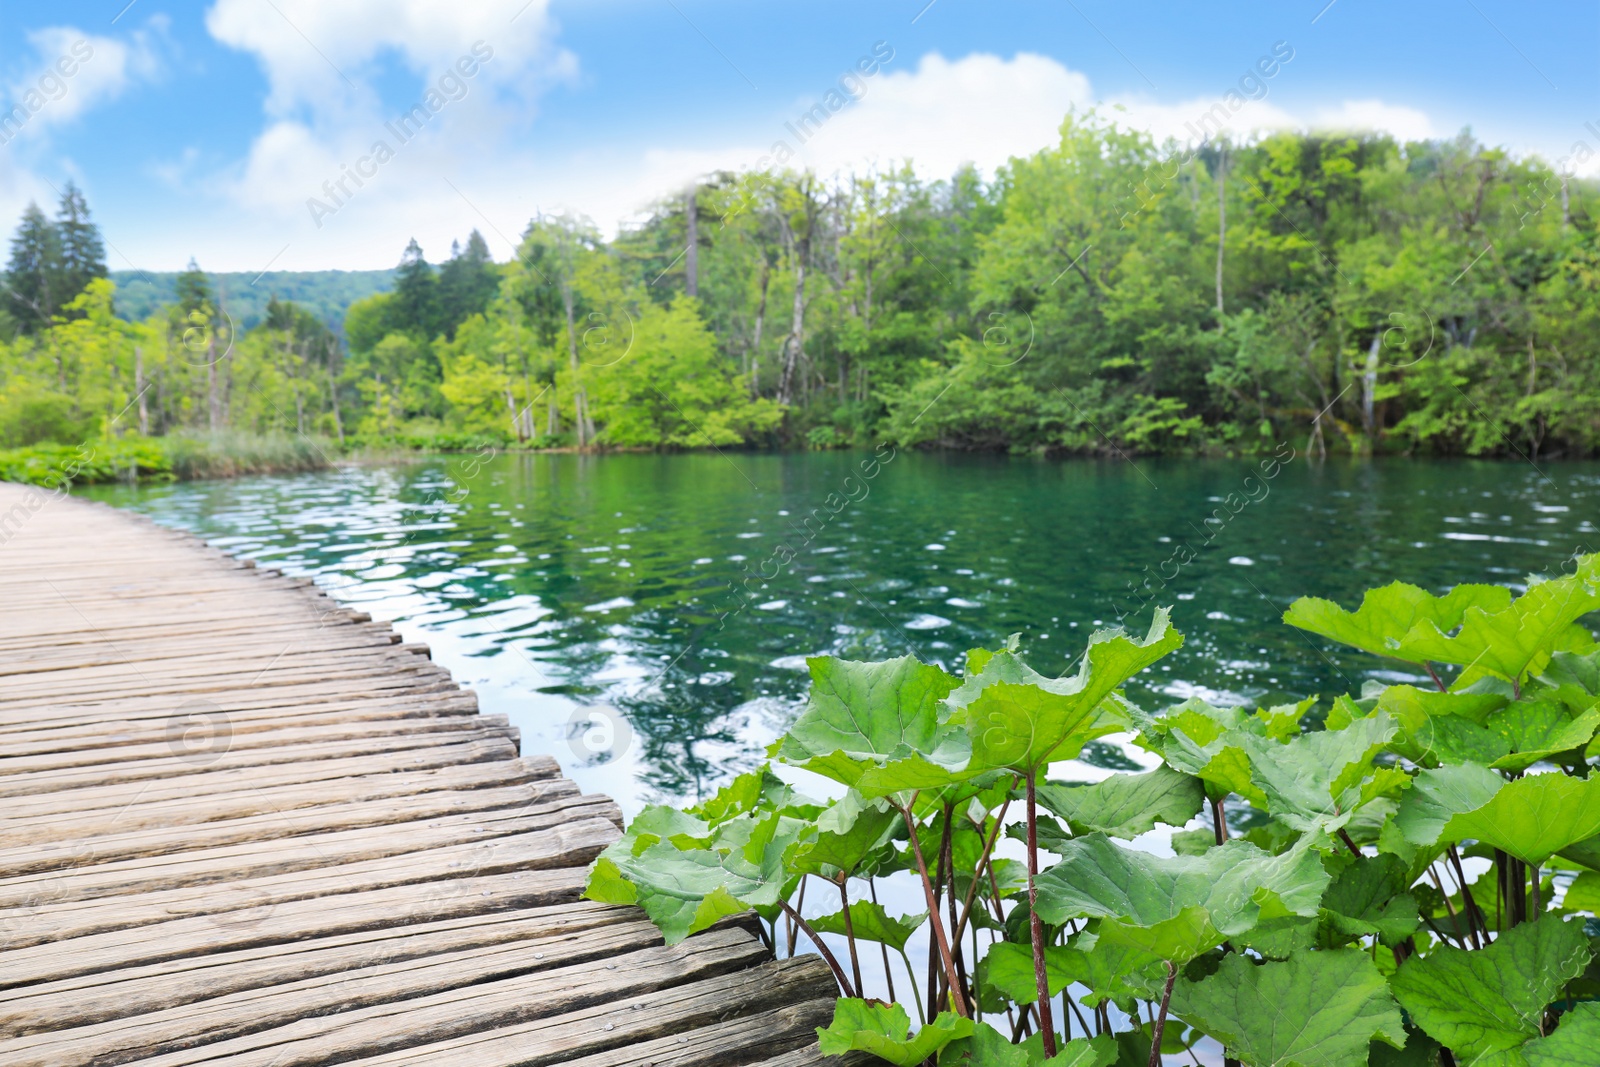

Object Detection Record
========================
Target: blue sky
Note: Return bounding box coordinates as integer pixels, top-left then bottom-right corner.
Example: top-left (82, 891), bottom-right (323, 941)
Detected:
top-left (0, 0), bottom-right (1593, 272)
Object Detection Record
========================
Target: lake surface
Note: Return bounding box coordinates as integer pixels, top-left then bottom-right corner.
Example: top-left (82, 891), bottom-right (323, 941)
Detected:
top-left (83, 450), bottom-right (1600, 817)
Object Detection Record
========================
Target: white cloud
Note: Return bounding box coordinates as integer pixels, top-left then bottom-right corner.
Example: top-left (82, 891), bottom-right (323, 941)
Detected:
top-left (3, 25), bottom-right (161, 136)
top-left (1310, 99), bottom-right (1436, 142)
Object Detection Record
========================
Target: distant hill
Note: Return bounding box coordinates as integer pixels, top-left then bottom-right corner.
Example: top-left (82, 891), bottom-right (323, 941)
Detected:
top-left (110, 269), bottom-right (396, 332)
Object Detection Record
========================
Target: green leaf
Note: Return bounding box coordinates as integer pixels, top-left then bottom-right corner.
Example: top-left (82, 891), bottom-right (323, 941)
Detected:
top-left (1171, 949), bottom-right (1405, 1067)
top-left (1409, 558), bottom-right (1600, 683)
top-left (1390, 916), bottom-right (1592, 1064)
top-left (1392, 762), bottom-right (1505, 846)
top-left (1284, 581), bottom-right (1511, 664)
top-left (1444, 772), bottom-right (1600, 865)
top-left (1484, 701), bottom-right (1600, 773)
top-left (1035, 765), bottom-right (1205, 840)
top-left (937, 1024), bottom-right (1116, 1067)
top-left (951, 609), bottom-right (1182, 773)
top-left (792, 790), bottom-right (901, 876)
top-left (775, 655), bottom-right (968, 797)
top-left (979, 940), bottom-right (1074, 1005)
top-left (1377, 685), bottom-right (1511, 766)
top-left (1034, 833), bottom-right (1329, 963)
top-left (1525, 1001), bottom-right (1600, 1066)
top-left (1319, 854), bottom-right (1420, 947)
top-left (816, 1001), bottom-right (972, 1066)
top-left (1144, 700), bottom-right (1266, 805)
top-left (1236, 714), bottom-right (1399, 832)
top-left (810, 900), bottom-right (926, 952)
top-left (587, 810), bottom-right (803, 943)
top-left (1562, 870), bottom-right (1600, 913)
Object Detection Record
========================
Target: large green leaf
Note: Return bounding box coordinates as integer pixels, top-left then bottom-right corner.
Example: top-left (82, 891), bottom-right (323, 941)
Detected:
top-left (1539, 651), bottom-right (1600, 716)
top-left (775, 655), bottom-right (968, 797)
top-left (816, 1001), bottom-right (973, 1065)
top-left (950, 610), bottom-right (1182, 773)
top-left (937, 1023), bottom-right (1117, 1067)
top-left (791, 790), bottom-right (900, 876)
top-left (1378, 685), bottom-right (1511, 766)
top-left (1392, 762), bottom-right (1506, 846)
top-left (1035, 765), bottom-right (1205, 840)
top-left (1319, 854), bottom-right (1421, 947)
top-left (1390, 916), bottom-right (1591, 1065)
top-left (980, 937), bottom-right (1168, 1008)
top-left (1284, 581), bottom-right (1511, 665)
top-left (1170, 949), bottom-right (1406, 1067)
top-left (1236, 714), bottom-right (1399, 832)
top-left (584, 810), bottom-right (803, 944)
top-left (1483, 701), bottom-right (1600, 773)
top-left (1142, 699), bottom-right (1266, 805)
top-left (1444, 772), bottom-right (1600, 865)
top-left (810, 900), bottom-right (926, 952)
top-left (1524, 1002), bottom-right (1600, 1066)
top-left (1408, 557), bottom-right (1600, 683)
top-left (1034, 833), bottom-right (1329, 963)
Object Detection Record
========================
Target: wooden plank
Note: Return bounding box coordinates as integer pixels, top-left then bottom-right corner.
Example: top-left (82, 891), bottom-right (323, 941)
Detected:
top-left (0, 779), bottom-right (582, 876)
top-left (1, 818), bottom-right (619, 948)
top-left (0, 731), bottom-right (517, 800)
top-left (333, 956), bottom-right (840, 1067)
top-left (96, 928), bottom-right (771, 1067)
top-left (0, 752), bottom-right (553, 846)
top-left (0, 866), bottom-right (591, 987)
top-left (555, 999), bottom-right (839, 1067)
top-left (0, 791), bottom-right (618, 901)
top-left (0, 902), bottom-right (635, 1034)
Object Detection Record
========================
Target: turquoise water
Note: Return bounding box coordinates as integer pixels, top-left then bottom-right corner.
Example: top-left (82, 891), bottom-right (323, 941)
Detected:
top-left (82, 450), bottom-right (1600, 816)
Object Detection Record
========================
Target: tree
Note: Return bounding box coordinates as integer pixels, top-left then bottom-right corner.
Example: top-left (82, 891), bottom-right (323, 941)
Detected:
top-left (391, 238), bottom-right (439, 340)
top-left (3, 203), bottom-right (62, 333)
top-left (54, 182), bottom-right (107, 317)
top-left (436, 230), bottom-right (499, 339)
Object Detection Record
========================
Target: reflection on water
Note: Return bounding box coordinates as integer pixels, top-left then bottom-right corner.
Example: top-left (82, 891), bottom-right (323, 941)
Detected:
top-left (82, 451), bottom-right (1600, 816)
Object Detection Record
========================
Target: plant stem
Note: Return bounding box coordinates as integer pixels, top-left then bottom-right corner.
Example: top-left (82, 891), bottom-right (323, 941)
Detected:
top-left (1447, 845), bottom-right (1484, 948)
top-left (787, 875), bottom-right (807, 956)
top-left (1338, 828), bottom-right (1363, 857)
top-left (837, 875), bottom-right (864, 997)
top-left (1211, 795), bottom-right (1229, 845)
top-left (868, 877), bottom-right (896, 1004)
top-left (1531, 864), bottom-right (1542, 918)
top-left (1426, 865), bottom-right (1469, 949)
top-left (952, 795), bottom-right (1013, 947)
top-left (1149, 962), bottom-right (1178, 1067)
top-left (1424, 662), bottom-right (1448, 692)
top-left (941, 805), bottom-right (970, 1006)
top-left (779, 898), bottom-right (856, 997)
top-left (1026, 769), bottom-right (1058, 1057)
top-left (900, 802), bottom-right (969, 1017)
top-left (895, 945), bottom-right (926, 1021)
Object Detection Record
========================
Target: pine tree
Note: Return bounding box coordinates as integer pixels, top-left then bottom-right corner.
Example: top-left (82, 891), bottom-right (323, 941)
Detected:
top-left (436, 229), bottom-right (498, 338)
top-left (54, 181), bottom-right (107, 315)
top-left (3, 202), bottom-right (62, 333)
top-left (173, 258), bottom-right (215, 317)
top-left (392, 238), bottom-right (438, 339)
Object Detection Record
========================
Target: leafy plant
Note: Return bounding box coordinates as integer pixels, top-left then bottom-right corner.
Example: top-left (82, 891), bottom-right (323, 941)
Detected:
top-left (586, 554), bottom-right (1600, 1065)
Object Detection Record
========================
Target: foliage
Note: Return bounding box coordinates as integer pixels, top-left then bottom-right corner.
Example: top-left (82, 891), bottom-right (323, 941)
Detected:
top-left (588, 554), bottom-right (1600, 1065)
top-left (0, 431), bottom-right (330, 487)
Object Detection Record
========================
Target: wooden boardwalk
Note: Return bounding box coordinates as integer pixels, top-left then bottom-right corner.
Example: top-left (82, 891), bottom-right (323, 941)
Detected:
top-left (0, 482), bottom-right (844, 1066)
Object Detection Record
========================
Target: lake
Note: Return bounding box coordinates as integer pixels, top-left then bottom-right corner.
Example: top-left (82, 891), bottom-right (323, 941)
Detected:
top-left (82, 449), bottom-right (1600, 817)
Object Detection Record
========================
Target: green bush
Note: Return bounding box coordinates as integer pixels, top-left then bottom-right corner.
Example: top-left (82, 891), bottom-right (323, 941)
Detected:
top-left (0, 431), bottom-right (332, 487)
top-left (0, 389), bottom-right (93, 447)
top-left (590, 556), bottom-right (1600, 1065)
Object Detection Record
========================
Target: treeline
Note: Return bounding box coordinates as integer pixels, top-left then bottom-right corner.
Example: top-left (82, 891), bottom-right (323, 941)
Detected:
top-left (6, 115), bottom-right (1600, 456)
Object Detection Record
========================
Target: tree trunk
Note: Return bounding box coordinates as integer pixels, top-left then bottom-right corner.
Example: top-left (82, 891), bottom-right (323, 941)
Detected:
top-left (206, 341), bottom-right (220, 432)
top-left (750, 261), bottom-right (770, 399)
top-left (777, 242), bottom-right (807, 405)
top-left (1215, 149), bottom-right (1227, 316)
top-left (134, 346), bottom-right (149, 435)
top-left (327, 359), bottom-right (344, 446)
top-left (684, 184), bottom-right (698, 298)
top-left (563, 284), bottom-right (588, 448)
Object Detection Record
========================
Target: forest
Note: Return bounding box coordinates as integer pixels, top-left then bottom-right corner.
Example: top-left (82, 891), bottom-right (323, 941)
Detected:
top-left (3, 113), bottom-right (1599, 459)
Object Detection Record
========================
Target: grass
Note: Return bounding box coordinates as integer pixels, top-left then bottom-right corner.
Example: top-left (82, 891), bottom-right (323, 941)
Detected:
top-left (0, 431), bottom-right (334, 487)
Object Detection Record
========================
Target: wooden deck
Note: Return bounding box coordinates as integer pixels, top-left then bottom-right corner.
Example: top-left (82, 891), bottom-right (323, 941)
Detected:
top-left (0, 482), bottom-right (844, 1066)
